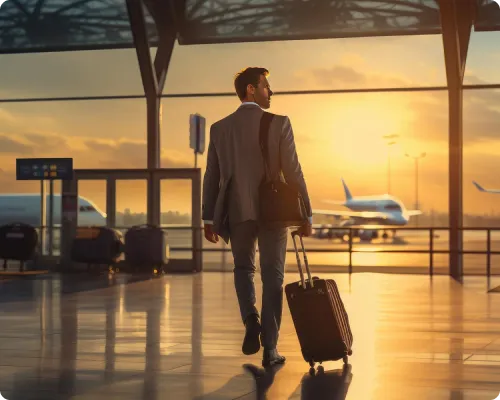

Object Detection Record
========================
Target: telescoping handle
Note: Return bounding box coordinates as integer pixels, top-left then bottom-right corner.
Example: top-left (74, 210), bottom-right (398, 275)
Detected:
top-left (291, 230), bottom-right (314, 288)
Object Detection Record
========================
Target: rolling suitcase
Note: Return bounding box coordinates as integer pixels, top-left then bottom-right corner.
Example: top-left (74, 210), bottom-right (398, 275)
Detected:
top-left (124, 224), bottom-right (169, 273)
top-left (285, 230), bottom-right (353, 373)
top-left (71, 226), bottom-right (124, 271)
top-left (0, 223), bottom-right (38, 272)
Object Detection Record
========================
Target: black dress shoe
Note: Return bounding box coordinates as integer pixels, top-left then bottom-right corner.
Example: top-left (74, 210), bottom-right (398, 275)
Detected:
top-left (242, 314), bottom-right (261, 355)
top-left (262, 348), bottom-right (286, 367)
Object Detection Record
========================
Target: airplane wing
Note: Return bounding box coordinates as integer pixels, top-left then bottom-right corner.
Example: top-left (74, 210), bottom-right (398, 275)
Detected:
top-left (313, 209), bottom-right (390, 220)
top-left (407, 210), bottom-right (422, 217)
top-left (473, 181), bottom-right (500, 194)
top-left (321, 200), bottom-right (347, 206)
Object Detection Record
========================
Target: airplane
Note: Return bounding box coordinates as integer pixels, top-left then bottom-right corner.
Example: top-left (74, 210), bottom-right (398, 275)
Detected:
top-left (0, 194), bottom-right (107, 227)
top-left (312, 179), bottom-right (422, 242)
top-left (473, 181), bottom-right (500, 194)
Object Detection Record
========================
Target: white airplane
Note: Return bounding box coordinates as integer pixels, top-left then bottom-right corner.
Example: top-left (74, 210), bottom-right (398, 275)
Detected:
top-left (312, 179), bottom-right (422, 241)
top-left (0, 194), bottom-right (107, 227)
top-left (473, 181), bottom-right (500, 194)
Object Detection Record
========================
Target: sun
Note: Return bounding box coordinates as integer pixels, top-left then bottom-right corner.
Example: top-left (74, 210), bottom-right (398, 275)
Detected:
top-left (326, 96), bottom-right (408, 168)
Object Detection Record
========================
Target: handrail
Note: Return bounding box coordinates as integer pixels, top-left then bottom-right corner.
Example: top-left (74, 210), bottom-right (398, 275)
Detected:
top-left (37, 225), bottom-right (499, 277)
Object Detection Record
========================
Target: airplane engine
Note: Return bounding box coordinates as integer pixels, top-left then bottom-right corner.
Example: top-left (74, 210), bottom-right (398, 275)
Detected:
top-left (359, 229), bottom-right (378, 241)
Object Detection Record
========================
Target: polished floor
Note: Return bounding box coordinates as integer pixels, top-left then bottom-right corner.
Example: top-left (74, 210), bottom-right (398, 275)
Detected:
top-left (1, 271), bottom-right (500, 399)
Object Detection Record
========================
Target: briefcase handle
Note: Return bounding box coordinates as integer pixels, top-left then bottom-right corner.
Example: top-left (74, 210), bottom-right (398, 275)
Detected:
top-left (291, 230), bottom-right (314, 288)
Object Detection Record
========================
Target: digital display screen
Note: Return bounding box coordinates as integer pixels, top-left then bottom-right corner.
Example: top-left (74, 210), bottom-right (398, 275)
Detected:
top-left (16, 158), bottom-right (73, 180)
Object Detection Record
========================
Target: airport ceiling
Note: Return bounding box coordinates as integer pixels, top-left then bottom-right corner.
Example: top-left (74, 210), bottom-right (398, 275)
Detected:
top-left (0, 0), bottom-right (498, 54)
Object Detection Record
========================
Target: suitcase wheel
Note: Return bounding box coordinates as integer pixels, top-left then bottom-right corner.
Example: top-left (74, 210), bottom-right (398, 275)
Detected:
top-left (317, 365), bottom-right (324, 374)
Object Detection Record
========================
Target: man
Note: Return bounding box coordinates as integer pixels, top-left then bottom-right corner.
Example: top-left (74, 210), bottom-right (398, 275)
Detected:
top-left (202, 67), bottom-right (313, 367)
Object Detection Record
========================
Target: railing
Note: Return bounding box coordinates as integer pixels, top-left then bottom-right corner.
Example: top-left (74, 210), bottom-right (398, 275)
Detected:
top-left (35, 225), bottom-right (500, 277)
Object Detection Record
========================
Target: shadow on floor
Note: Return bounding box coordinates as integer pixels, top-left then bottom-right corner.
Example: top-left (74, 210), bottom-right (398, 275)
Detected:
top-left (289, 364), bottom-right (353, 400)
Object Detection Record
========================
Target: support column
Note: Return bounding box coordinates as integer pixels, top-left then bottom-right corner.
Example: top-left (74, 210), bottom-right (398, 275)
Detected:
top-left (438, 0), bottom-right (474, 281)
top-left (448, 84), bottom-right (464, 280)
top-left (192, 171), bottom-right (202, 272)
top-left (146, 98), bottom-right (161, 225)
top-left (61, 178), bottom-right (78, 268)
top-left (106, 178), bottom-right (116, 228)
top-left (126, 0), bottom-right (176, 226)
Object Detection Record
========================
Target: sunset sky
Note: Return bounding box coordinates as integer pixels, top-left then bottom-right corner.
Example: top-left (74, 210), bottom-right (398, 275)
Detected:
top-left (0, 30), bottom-right (499, 217)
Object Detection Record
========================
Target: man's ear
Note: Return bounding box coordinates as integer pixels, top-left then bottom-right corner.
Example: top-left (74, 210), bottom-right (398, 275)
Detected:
top-left (246, 84), bottom-right (255, 95)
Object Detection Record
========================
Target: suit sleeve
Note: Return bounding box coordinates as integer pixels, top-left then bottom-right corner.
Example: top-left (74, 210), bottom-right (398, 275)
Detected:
top-left (202, 126), bottom-right (220, 223)
top-left (279, 116), bottom-right (313, 221)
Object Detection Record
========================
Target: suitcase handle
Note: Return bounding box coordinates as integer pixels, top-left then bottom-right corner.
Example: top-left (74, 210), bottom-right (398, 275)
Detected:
top-left (129, 224), bottom-right (157, 230)
top-left (291, 230), bottom-right (314, 289)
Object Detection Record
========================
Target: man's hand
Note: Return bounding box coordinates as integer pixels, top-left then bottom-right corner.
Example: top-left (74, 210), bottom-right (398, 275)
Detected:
top-left (204, 224), bottom-right (219, 243)
top-left (298, 222), bottom-right (312, 237)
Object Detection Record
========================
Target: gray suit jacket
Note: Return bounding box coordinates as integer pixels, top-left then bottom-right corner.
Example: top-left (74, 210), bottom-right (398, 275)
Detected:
top-left (202, 103), bottom-right (312, 242)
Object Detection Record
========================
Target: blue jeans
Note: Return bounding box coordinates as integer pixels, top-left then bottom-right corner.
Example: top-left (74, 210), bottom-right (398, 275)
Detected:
top-left (229, 221), bottom-right (288, 350)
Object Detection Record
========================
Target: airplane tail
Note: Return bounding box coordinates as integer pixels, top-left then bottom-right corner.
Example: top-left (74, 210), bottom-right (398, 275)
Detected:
top-left (472, 180), bottom-right (500, 194)
top-left (341, 178), bottom-right (353, 201)
top-left (473, 181), bottom-right (485, 192)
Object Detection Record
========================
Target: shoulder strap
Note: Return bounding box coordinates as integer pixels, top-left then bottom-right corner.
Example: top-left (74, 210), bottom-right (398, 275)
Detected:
top-left (259, 112), bottom-right (275, 182)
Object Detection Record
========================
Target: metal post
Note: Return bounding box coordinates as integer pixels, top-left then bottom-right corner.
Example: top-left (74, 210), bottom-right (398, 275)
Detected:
top-left (487, 229), bottom-right (491, 278)
top-left (448, 84), bottom-right (464, 280)
top-left (192, 171), bottom-right (202, 272)
top-left (348, 229), bottom-right (353, 274)
top-left (415, 158), bottom-right (419, 211)
top-left (126, 0), bottom-right (175, 227)
top-left (48, 180), bottom-right (54, 256)
top-left (40, 180), bottom-right (46, 255)
top-left (61, 178), bottom-right (78, 268)
top-left (438, 0), bottom-right (474, 281)
top-left (406, 152), bottom-right (425, 226)
top-left (106, 178), bottom-right (116, 228)
top-left (429, 228), bottom-right (434, 276)
top-left (383, 135), bottom-right (398, 194)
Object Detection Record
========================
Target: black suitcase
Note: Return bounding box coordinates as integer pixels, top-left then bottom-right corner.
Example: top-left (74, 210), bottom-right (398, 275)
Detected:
top-left (124, 224), bottom-right (169, 273)
top-left (285, 231), bottom-right (353, 373)
top-left (0, 223), bottom-right (38, 272)
top-left (71, 227), bottom-right (124, 271)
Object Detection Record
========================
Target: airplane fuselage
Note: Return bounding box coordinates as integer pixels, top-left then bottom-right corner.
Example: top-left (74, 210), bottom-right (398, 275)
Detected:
top-left (343, 195), bottom-right (410, 226)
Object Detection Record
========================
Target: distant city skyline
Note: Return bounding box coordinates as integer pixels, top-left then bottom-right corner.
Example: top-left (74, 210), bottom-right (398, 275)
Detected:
top-left (0, 31), bottom-right (499, 216)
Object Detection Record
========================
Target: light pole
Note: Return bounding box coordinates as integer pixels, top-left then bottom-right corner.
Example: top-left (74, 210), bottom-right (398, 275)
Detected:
top-left (405, 152), bottom-right (426, 225)
top-left (383, 134), bottom-right (399, 194)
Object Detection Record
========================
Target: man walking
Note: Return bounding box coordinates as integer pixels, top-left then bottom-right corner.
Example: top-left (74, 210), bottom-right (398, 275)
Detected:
top-left (202, 67), bottom-right (313, 367)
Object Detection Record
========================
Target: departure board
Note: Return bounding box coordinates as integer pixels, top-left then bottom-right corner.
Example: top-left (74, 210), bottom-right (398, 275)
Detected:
top-left (16, 158), bottom-right (73, 180)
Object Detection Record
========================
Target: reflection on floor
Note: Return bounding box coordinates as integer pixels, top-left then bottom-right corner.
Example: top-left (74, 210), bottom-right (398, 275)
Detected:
top-left (0, 271), bottom-right (500, 399)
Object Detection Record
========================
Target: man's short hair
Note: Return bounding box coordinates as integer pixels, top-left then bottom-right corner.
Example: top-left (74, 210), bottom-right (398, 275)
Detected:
top-left (234, 67), bottom-right (269, 101)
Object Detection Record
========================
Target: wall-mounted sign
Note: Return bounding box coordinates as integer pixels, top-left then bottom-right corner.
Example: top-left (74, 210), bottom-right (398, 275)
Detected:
top-left (16, 158), bottom-right (73, 180)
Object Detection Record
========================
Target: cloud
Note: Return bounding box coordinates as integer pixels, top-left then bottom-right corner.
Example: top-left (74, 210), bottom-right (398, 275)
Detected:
top-left (310, 66), bottom-right (367, 86)
top-left (0, 135), bottom-right (33, 154)
top-left (0, 128), bottom-right (192, 175)
top-left (82, 138), bottom-right (191, 169)
top-left (297, 63), bottom-right (415, 90)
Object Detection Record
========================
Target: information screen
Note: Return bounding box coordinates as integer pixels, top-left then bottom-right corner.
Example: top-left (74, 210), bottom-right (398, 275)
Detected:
top-left (16, 158), bottom-right (73, 180)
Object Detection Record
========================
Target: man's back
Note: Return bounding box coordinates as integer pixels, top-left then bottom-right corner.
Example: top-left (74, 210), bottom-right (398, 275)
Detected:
top-left (205, 103), bottom-right (311, 228)
top-left (210, 104), bottom-right (280, 225)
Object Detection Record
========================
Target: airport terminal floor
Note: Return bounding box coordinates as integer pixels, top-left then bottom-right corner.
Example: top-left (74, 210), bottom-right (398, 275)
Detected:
top-left (1, 271), bottom-right (500, 399)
